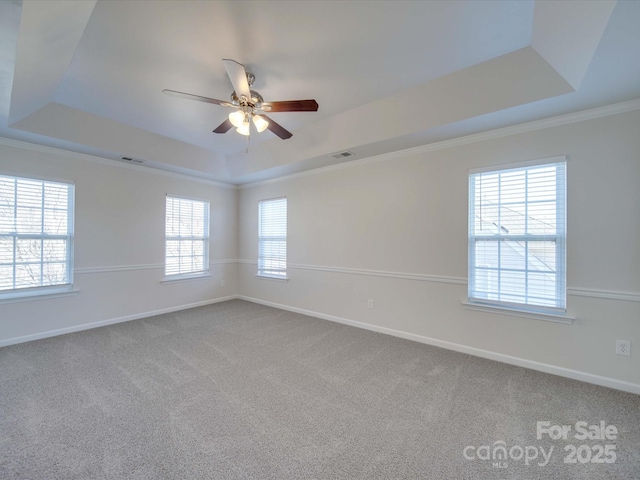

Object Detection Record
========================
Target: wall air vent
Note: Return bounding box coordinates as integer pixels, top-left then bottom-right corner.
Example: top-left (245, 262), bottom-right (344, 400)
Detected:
top-left (331, 151), bottom-right (354, 159)
top-left (118, 156), bottom-right (144, 164)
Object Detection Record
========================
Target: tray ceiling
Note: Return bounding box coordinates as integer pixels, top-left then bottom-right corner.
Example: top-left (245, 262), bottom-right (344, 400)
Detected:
top-left (1, 0), bottom-right (639, 184)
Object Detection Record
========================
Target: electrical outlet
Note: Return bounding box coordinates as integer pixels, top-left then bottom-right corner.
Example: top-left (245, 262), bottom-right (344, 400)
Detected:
top-left (367, 299), bottom-right (374, 309)
top-left (615, 340), bottom-right (631, 356)
top-left (220, 280), bottom-right (225, 287)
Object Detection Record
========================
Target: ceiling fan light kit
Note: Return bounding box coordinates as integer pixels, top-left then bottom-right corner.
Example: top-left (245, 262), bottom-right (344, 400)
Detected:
top-left (236, 122), bottom-right (251, 136)
top-left (164, 59), bottom-right (318, 140)
top-left (228, 110), bottom-right (246, 128)
top-left (252, 114), bottom-right (269, 133)
top-left (228, 108), bottom-right (269, 136)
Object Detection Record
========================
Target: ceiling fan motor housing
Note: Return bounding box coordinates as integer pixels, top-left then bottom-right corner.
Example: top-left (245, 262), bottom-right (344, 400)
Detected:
top-left (231, 89), bottom-right (263, 108)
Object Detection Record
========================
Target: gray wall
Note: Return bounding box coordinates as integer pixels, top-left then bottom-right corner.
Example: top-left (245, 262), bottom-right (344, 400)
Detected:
top-left (238, 109), bottom-right (640, 389)
top-left (1, 108), bottom-right (638, 393)
top-left (0, 142), bottom-right (238, 343)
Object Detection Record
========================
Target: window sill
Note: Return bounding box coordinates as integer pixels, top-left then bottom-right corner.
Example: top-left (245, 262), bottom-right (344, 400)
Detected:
top-left (256, 274), bottom-right (289, 282)
top-left (162, 273), bottom-right (212, 284)
top-left (462, 301), bottom-right (574, 325)
top-left (0, 288), bottom-right (80, 305)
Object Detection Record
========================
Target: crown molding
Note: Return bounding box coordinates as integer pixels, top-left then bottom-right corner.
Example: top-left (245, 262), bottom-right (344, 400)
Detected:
top-left (3, 98), bottom-right (639, 189)
top-left (240, 98), bottom-right (640, 189)
top-left (0, 136), bottom-right (238, 189)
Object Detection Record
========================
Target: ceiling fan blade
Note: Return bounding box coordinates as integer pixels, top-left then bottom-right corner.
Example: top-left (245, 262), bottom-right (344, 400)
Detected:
top-left (213, 119), bottom-right (233, 134)
top-left (222, 59), bottom-right (251, 101)
top-left (261, 115), bottom-right (293, 139)
top-left (261, 100), bottom-right (318, 112)
top-left (163, 89), bottom-right (231, 106)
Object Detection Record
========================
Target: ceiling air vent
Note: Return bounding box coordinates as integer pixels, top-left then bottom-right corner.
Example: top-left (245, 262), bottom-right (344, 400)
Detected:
top-left (331, 151), bottom-right (354, 159)
top-left (118, 156), bottom-right (144, 164)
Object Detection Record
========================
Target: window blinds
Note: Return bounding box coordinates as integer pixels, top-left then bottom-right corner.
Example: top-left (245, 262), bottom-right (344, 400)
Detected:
top-left (0, 175), bottom-right (74, 293)
top-left (468, 161), bottom-right (566, 313)
top-left (165, 196), bottom-right (209, 277)
top-left (258, 197), bottom-right (287, 278)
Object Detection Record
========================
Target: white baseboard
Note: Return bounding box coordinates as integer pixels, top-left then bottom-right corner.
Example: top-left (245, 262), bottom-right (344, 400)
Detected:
top-left (0, 295), bottom-right (239, 348)
top-left (4, 293), bottom-right (638, 395)
top-left (237, 295), bottom-right (640, 396)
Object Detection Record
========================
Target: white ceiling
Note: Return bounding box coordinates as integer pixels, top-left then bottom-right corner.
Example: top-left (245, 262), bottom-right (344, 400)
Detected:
top-left (1, 0), bottom-right (639, 184)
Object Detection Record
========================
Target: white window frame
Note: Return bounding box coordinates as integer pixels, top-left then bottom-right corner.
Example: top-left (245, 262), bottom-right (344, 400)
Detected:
top-left (468, 157), bottom-right (567, 316)
top-left (0, 174), bottom-right (75, 300)
top-left (257, 196), bottom-right (287, 280)
top-left (164, 195), bottom-right (210, 280)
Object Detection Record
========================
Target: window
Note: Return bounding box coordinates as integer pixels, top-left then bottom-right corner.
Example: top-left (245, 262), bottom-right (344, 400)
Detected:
top-left (0, 175), bottom-right (74, 298)
top-left (258, 197), bottom-right (287, 279)
top-left (468, 159), bottom-right (566, 314)
top-left (165, 196), bottom-right (209, 278)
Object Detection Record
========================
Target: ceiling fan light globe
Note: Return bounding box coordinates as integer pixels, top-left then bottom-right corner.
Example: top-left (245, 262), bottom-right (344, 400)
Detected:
top-left (252, 115), bottom-right (269, 133)
top-left (229, 110), bottom-right (245, 128)
top-left (236, 123), bottom-right (251, 136)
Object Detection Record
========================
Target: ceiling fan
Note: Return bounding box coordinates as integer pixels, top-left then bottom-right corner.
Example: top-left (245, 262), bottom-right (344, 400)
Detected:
top-left (163, 59), bottom-right (318, 140)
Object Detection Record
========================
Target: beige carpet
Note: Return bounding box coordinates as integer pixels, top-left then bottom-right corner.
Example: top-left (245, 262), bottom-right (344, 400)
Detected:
top-left (1, 299), bottom-right (639, 479)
